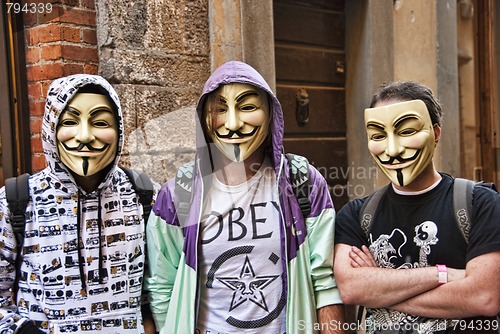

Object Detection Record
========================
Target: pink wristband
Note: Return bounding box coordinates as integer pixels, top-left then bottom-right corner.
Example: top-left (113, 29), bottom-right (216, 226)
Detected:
top-left (437, 264), bottom-right (447, 285)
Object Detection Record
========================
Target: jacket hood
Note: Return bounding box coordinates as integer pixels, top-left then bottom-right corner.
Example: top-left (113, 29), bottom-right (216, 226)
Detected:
top-left (195, 61), bottom-right (284, 171)
top-left (42, 74), bottom-right (124, 192)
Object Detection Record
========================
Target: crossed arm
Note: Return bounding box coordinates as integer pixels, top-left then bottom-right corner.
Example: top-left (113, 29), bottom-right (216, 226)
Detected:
top-left (334, 244), bottom-right (500, 319)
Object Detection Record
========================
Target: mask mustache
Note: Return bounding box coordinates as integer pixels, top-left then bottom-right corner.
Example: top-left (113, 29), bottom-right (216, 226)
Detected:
top-left (215, 127), bottom-right (258, 139)
top-left (377, 150), bottom-right (420, 164)
top-left (61, 142), bottom-right (109, 152)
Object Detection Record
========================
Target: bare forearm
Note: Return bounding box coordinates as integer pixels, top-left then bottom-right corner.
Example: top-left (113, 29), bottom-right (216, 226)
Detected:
top-left (391, 261), bottom-right (500, 317)
top-left (317, 304), bottom-right (346, 334)
top-left (345, 267), bottom-right (439, 307)
top-left (391, 281), bottom-right (495, 318)
top-left (143, 315), bottom-right (156, 334)
top-left (335, 244), bottom-right (439, 307)
top-left (342, 241), bottom-right (500, 319)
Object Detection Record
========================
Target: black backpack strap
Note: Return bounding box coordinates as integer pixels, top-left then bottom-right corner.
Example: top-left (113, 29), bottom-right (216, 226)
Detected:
top-left (121, 168), bottom-right (156, 320)
top-left (122, 168), bottom-right (154, 222)
top-left (174, 161), bottom-right (195, 224)
top-left (286, 153), bottom-right (311, 218)
top-left (359, 184), bottom-right (390, 239)
top-left (5, 173), bottom-right (30, 304)
top-left (5, 173), bottom-right (30, 248)
top-left (453, 177), bottom-right (474, 244)
top-left (174, 155), bottom-right (312, 222)
top-left (356, 183), bottom-right (389, 322)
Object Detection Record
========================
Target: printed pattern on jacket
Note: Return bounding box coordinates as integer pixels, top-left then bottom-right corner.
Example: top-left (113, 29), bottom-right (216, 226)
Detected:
top-left (0, 74), bottom-right (157, 334)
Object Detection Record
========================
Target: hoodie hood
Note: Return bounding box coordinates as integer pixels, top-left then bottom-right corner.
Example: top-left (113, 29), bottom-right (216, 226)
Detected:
top-left (42, 74), bottom-right (123, 192)
top-left (195, 61), bottom-right (284, 172)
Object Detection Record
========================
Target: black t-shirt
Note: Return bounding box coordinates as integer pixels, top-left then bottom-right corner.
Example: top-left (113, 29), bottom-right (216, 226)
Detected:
top-left (335, 174), bottom-right (500, 333)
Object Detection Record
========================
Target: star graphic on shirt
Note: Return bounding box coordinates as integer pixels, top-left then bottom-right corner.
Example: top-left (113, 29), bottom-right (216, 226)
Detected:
top-left (217, 255), bottom-right (279, 312)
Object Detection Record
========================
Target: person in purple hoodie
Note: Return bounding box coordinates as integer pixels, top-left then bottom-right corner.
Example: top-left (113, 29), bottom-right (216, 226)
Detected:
top-left (145, 61), bottom-right (345, 333)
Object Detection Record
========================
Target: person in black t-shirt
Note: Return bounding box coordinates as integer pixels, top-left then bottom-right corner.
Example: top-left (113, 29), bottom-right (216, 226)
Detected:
top-left (334, 81), bottom-right (500, 333)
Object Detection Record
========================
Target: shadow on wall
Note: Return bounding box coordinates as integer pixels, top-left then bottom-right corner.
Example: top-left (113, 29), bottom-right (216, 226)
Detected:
top-left (127, 106), bottom-right (197, 184)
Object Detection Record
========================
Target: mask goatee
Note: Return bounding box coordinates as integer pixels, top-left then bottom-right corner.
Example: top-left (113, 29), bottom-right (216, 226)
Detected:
top-left (234, 144), bottom-right (241, 162)
top-left (397, 169), bottom-right (404, 186)
top-left (82, 157), bottom-right (89, 175)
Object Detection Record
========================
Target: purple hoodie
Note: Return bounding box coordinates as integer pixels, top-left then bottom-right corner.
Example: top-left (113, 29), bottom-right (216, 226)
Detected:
top-left (147, 61), bottom-right (340, 333)
top-left (153, 61), bottom-right (333, 269)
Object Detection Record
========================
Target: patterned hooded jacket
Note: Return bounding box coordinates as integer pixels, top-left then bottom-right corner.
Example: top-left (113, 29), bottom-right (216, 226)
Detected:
top-left (0, 74), bottom-right (156, 333)
top-left (145, 61), bottom-right (342, 333)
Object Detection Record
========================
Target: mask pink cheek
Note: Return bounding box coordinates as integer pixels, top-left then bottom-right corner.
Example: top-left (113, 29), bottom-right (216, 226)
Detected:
top-left (56, 128), bottom-right (75, 142)
top-left (368, 141), bottom-right (385, 155)
top-left (404, 134), bottom-right (429, 148)
top-left (99, 131), bottom-right (118, 144)
top-left (244, 111), bottom-right (266, 126)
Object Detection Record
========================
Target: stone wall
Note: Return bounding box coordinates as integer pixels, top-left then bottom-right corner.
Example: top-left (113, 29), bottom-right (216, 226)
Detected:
top-left (95, 0), bottom-right (211, 184)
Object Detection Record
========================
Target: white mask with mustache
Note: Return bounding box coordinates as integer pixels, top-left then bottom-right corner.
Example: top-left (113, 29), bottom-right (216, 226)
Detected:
top-left (205, 83), bottom-right (270, 162)
top-left (364, 99), bottom-right (436, 186)
top-left (57, 93), bottom-right (118, 177)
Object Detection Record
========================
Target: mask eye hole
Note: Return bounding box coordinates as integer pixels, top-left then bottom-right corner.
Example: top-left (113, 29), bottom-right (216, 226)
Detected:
top-left (93, 121), bottom-right (110, 128)
top-left (370, 133), bottom-right (386, 141)
top-left (399, 129), bottom-right (417, 136)
top-left (60, 119), bottom-right (78, 127)
top-left (240, 104), bottom-right (257, 112)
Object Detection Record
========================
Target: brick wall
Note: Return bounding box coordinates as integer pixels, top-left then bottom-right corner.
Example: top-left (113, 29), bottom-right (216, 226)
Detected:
top-left (23, 0), bottom-right (98, 172)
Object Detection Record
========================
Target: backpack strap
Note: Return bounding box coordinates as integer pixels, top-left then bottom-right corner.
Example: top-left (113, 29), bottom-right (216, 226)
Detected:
top-left (121, 168), bottom-right (155, 319)
top-left (286, 153), bottom-right (311, 217)
top-left (353, 184), bottom-right (388, 326)
top-left (359, 178), bottom-right (476, 243)
top-left (355, 183), bottom-right (389, 325)
top-left (453, 177), bottom-right (500, 244)
top-left (174, 161), bottom-right (195, 223)
top-left (5, 173), bottom-right (30, 304)
top-left (453, 177), bottom-right (474, 244)
top-left (359, 184), bottom-right (390, 239)
top-left (122, 168), bottom-right (154, 222)
top-left (174, 155), bottom-right (312, 221)
top-left (5, 173), bottom-right (30, 248)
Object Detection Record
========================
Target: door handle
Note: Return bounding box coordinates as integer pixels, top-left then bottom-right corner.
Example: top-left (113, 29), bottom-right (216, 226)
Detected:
top-left (296, 88), bottom-right (309, 126)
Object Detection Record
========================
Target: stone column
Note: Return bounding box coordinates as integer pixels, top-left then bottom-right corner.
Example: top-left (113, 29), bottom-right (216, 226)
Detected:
top-left (208, 0), bottom-right (275, 92)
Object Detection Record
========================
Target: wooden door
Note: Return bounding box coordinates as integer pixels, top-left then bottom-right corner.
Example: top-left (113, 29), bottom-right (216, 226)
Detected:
top-left (0, 4), bottom-right (31, 185)
top-left (274, 0), bottom-right (348, 209)
top-left (475, 0), bottom-right (498, 185)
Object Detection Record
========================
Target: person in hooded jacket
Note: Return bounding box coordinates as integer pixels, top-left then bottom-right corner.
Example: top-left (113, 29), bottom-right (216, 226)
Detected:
top-left (0, 74), bottom-right (158, 333)
top-left (145, 61), bottom-right (345, 334)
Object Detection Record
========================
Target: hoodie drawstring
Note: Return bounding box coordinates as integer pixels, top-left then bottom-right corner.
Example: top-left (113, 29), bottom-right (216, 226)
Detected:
top-left (76, 190), bottom-right (87, 291)
top-left (97, 192), bottom-right (104, 283)
top-left (76, 190), bottom-right (105, 290)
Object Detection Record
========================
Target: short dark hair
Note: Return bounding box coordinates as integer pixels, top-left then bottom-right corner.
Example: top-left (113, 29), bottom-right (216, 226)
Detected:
top-left (370, 81), bottom-right (443, 126)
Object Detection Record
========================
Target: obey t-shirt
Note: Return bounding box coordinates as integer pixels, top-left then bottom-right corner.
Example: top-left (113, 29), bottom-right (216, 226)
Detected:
top-left (196, 158), bottom-right (286, 334)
